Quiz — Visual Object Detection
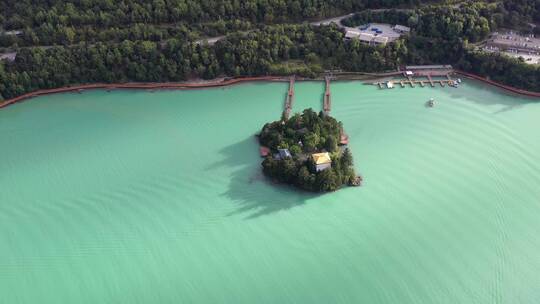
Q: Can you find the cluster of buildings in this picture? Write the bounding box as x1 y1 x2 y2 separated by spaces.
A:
344 23 410 46
484 32 540 65
260 147 332 172
276 149 332 172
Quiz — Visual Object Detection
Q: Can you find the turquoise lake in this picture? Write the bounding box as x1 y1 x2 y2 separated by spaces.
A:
1 80 540 303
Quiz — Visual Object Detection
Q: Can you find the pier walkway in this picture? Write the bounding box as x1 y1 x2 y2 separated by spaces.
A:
406 75 415 88
379 77 451 89
427 75 435 87
375 69 458 90
323 75 332 115
283 76 295 120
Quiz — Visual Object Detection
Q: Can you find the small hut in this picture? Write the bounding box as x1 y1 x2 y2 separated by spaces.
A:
259 146 270 157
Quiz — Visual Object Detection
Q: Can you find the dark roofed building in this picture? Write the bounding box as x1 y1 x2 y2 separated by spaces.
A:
278 149 292 159
274 148 292 160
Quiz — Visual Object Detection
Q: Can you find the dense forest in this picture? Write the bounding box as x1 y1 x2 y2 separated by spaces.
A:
0 0 424 48
259 109 358 192
343 1 539 42
0 0 423 30
0 24 411 100
1 0 539 101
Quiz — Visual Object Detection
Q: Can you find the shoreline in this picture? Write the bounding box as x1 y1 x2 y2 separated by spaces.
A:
0 76 286 109
454 71 540 98
1 72 538 109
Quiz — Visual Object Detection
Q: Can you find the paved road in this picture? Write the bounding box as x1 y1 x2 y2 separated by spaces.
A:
310 7 413 28
193 13 357 46
310 13 354 27
0 10 402 58
0 45 55 62
195 35 226 46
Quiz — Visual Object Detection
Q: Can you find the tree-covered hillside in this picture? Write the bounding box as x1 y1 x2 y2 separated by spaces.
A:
0 0 539 102
0 0 423 29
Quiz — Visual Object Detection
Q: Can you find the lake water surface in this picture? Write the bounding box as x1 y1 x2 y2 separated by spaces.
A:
1 81 540 303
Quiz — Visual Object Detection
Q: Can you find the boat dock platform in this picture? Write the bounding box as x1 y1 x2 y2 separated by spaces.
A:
427 75 435 87
375 73 459 90
374 65 460 90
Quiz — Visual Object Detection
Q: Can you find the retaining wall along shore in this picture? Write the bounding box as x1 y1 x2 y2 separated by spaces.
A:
454 70 540 98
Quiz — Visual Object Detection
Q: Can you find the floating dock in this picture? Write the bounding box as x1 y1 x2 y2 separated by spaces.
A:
375 73 458 90
427 75 435 87
406 75 415 88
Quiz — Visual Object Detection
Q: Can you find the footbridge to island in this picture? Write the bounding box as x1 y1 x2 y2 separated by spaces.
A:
282 76 295 120
282 75 333 119
323 75 332 115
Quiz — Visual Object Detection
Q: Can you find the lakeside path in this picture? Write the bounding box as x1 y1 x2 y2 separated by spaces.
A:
1 72 538 110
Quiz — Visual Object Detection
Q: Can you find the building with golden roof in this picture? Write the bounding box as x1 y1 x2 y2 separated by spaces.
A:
312 152 332 172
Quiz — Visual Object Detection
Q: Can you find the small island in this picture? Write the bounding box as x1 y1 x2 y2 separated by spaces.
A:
258 108 361 192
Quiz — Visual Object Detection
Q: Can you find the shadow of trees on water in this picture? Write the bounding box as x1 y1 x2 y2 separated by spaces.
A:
447 79 538 114
207 136 320 220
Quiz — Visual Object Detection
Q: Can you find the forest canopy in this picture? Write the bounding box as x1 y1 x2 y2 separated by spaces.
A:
0 0 539 101
0 0 423 29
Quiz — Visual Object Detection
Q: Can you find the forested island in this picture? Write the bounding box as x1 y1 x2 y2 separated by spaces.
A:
0 0 539 102
258 109 360 192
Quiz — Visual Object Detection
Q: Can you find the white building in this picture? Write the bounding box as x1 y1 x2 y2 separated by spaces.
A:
372 36 389 45
393 25 411 34
358 32 375 44
344 23 407 46
344 30 360 40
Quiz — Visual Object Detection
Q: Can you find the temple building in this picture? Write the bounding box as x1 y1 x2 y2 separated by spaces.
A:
312 152 332 172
